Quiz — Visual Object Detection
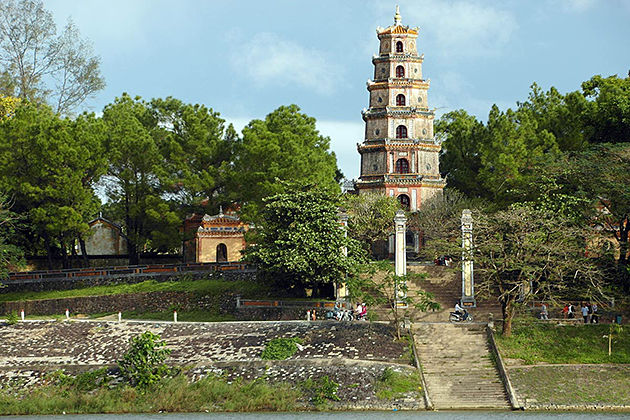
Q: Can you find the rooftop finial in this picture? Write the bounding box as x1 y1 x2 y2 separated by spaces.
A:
394 5 402 26
219 205 224 216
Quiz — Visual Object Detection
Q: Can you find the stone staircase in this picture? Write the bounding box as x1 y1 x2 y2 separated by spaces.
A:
413 323 510 410
369 263 502 323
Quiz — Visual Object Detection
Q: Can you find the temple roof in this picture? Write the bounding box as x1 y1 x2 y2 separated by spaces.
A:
377 6 418 36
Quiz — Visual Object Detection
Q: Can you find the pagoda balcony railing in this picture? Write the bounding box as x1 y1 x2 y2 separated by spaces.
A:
362 106 432 117
385 173 423 181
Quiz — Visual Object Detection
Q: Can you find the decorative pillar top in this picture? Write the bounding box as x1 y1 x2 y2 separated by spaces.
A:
461 209 472 232
394 209 407 224
394 5 402 26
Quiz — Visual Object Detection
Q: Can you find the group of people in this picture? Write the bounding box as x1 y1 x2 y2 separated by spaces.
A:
330 301 368 321
564 302 599 323
540 302 599 323
354 302 368 320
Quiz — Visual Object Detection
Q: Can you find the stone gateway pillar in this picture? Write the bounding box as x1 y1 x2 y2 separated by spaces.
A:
337 212 349 300
394 210 407 306
461 209 476 307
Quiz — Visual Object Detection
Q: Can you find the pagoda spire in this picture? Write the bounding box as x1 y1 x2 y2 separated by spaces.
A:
394 5 402 26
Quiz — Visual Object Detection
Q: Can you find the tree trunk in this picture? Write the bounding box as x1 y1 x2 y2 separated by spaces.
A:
501 297 515 337
44 236 54 270
79 238 89 267
60 240 69 269
128 241 139 265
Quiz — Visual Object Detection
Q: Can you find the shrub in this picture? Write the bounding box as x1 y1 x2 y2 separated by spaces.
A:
302 376 340 405
118 331 171 388
375 367 422 400
5 311 18 325
261 337 302 360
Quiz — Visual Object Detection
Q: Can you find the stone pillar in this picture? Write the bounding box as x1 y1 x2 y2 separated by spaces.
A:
461 209 476 307
394 210 407 306
337 212 349 300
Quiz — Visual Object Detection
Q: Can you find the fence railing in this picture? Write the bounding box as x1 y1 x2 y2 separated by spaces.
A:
5 261 253 285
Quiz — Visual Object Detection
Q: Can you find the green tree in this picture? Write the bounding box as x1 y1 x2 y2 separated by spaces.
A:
0 95 21 121
349 261 439 339
479 105 560 206
118 331 171 389
149 97 237 216
567 144 630 289
243 186 365 296
0 0 105 114
0 103 104 267
436 109 486 197
411 189 479 260
517 82 589 151
101 94 181 264
473 205 602 336
581 74 630 144
343 193 400 256
0 195 24 279
232 105 340 222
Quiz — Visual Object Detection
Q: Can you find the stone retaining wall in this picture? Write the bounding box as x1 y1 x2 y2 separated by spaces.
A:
1 291 334 321
0 290 236 316
1 269 257 293
0 320 422 410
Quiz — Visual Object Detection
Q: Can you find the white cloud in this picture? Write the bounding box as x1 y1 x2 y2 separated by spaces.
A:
371 1 518 58
230 33 340 95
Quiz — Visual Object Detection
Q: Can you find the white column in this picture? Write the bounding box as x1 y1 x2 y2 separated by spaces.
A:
394 210 407 306
461 209 476 307
337 213 349 300
411 189 417 211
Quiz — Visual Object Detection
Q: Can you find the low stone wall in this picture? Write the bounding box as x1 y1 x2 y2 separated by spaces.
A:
1 291 334 321
1 269 257 293
0 290 237 317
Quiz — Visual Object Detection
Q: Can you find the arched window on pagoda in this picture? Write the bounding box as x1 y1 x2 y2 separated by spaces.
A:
396 65 405 78
396 125 407 139
216 243 227 262
398 194 410 209
396 41 403 53
395 158 410 173
396 94 406 106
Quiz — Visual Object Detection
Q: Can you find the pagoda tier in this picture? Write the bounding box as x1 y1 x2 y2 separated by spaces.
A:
356 7 445 211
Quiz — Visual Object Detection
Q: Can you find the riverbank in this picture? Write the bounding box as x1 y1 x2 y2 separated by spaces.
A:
0 320 423 414
495 321 630 411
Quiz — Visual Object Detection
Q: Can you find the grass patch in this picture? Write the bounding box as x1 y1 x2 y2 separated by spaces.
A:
0 372 302 414
375 367 422 400
0 278 269 303
509 365 630 406
495 320 630 364
261 337 303 360
122 309 236 323
301 376 340 406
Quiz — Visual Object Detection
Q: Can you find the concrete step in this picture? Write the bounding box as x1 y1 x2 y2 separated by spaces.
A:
412 321 510 410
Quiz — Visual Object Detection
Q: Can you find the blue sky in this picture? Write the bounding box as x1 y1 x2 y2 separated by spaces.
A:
47 0 630 180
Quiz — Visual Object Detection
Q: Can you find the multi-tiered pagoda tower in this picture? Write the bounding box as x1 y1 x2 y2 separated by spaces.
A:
356 7 445 211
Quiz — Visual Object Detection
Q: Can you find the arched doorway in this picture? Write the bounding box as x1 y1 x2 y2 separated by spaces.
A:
216 243 228 262
398 194 410 210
